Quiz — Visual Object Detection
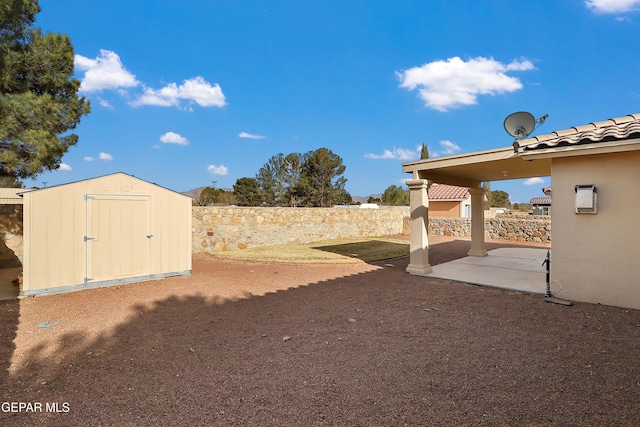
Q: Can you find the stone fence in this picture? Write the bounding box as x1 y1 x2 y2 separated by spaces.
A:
425 215 551 243
193 207 551 254
193 206 409 254
0 204 551 261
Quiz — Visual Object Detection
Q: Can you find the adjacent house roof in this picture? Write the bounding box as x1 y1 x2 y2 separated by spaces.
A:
519 113 640 151
542 187 551 196
0 188 34 203
428 184 470 201
530 197 552 205
0 188 24 200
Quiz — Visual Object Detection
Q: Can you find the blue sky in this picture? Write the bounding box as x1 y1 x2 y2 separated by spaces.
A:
26 0 640 203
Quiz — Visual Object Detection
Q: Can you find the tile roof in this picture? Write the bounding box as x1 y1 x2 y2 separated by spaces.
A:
530 197 551 205
428 184 470 200
520 113 640 151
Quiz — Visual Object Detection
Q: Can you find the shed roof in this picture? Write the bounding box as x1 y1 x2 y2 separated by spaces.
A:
18 172 190 199
428 184 469 201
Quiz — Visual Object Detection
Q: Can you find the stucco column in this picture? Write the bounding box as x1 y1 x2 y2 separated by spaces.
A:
406 179 432 275
468 187 488 257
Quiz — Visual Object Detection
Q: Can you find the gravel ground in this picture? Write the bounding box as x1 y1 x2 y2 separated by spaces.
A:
1 236 639 426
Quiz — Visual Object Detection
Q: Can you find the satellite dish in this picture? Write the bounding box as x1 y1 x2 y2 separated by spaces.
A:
504 111 536 140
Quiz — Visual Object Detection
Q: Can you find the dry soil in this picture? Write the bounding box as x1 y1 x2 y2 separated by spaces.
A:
1 236 639 426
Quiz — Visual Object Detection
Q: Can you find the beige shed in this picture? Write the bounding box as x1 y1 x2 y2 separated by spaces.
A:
20 173 192 296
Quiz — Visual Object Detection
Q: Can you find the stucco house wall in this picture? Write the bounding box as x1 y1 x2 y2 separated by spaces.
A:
551 151 640 309
427 185 471 218
429 201 461 217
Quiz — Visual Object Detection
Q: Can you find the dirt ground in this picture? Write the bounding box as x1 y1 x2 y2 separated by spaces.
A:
1 236 639 426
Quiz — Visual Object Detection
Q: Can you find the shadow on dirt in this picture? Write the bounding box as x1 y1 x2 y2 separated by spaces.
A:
2 239 639 426
313 240 409 262
0 298 19 401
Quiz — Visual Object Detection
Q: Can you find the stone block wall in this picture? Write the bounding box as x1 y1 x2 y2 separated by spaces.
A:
427 214 551 243
486 216 551 243
193 208 551 254
193 206 410 254
0 205 24 263
1 204 551 262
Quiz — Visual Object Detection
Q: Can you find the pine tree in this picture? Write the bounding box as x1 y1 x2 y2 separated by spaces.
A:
298 148 349 207
256 152 306 206
381 185 410 206
0 0 90 186
233 177 262 206
420 143 429 160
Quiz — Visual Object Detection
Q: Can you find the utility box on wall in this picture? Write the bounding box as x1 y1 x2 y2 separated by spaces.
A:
575 185 597 214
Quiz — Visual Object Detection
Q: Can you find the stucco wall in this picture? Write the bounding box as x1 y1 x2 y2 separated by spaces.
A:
429 201 460 217
550 151 640 309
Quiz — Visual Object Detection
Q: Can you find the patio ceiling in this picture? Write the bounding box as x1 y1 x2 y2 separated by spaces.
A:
402 146 551 188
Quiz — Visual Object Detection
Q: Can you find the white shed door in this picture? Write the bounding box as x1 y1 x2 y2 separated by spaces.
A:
85 195 151 283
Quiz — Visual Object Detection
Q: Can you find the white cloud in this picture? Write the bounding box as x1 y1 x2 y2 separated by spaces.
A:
160 132 189 145
364 147 420 160
98 98 114 109
132 76 226 108
208 164 228 175
57 163 72 171
397 56 535 111
586 0 640 13
75 50 139 92
433 140 461 157
85 153 113 161
239 132 266 139
524 177 545 186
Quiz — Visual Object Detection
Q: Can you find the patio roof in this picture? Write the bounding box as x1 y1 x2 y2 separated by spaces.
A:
402 146 551 188
402 113 640 188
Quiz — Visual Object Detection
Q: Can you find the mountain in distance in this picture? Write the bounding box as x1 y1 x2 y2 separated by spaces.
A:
352 194 382 204
182 186 233 199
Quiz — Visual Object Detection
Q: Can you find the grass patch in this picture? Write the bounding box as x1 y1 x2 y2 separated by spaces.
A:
212 237 410 263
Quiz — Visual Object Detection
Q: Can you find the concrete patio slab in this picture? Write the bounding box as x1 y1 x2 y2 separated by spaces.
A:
425 248 549 294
